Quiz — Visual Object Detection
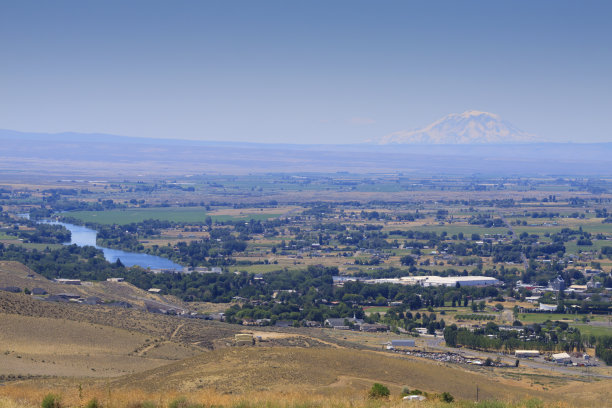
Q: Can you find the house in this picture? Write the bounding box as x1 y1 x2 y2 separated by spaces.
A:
46 293 82 303
324 317 364 330
360 323 389 332
549 276 565 291
106 301 132 308
54 278 81 285
106 277 124 282
148 288 162 293
242 319 257 326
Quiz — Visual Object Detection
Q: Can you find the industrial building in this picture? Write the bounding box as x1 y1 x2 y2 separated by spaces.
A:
364 276 501 287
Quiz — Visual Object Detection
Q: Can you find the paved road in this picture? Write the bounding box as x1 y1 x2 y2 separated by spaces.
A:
421 335 612 379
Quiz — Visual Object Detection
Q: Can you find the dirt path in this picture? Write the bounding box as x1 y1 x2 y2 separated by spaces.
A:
170 323 184 340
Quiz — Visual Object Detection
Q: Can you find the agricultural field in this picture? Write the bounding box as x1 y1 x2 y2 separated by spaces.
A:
64 207 283 225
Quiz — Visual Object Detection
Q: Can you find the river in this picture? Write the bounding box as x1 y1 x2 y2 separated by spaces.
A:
44 221 184 271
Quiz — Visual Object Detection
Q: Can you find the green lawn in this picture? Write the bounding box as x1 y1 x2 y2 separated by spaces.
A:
571 324 612 337
64 207 279 225
364 306 390 313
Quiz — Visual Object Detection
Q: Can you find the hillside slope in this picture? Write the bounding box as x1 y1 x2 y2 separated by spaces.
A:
117 346 546 402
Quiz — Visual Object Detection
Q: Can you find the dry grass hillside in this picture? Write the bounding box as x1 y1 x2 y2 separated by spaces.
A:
0 261 183 310
1 283 612 407
115 347 548 402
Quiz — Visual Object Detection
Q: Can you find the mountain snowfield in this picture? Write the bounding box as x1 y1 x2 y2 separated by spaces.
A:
375 111 538 144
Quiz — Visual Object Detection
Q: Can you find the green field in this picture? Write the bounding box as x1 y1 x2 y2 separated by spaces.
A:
519 313 606 324
388 224 510 236
571 324 612 337
363 306 390 313
230 264 287 274
64 208 279 225
0 230 16 239
564 240 610 254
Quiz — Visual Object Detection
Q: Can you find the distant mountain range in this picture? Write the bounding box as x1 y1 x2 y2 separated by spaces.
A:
373 111 538 145
0 127 611 177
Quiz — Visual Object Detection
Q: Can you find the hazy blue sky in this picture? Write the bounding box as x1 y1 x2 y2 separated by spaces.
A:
1 0 611 144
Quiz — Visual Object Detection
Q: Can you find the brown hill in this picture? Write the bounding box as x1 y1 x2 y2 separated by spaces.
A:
0 261 184 310
116 346 547 402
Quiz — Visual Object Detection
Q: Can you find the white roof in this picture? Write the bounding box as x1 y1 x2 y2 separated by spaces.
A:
552 352 571 359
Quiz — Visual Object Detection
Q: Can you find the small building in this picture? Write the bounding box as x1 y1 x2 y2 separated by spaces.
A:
235 333 254 346
54 278 81 285
539 303 557 312
148 288 162 293
275 320 293 328
391 339 416 348
515 350 540 358
551 352 571 364
360 323 389 332
106 277 125 282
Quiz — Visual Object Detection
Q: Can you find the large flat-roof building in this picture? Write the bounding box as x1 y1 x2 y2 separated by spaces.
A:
363 276 501 287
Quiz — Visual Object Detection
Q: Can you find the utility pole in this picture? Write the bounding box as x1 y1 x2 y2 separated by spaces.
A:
476 385 479 402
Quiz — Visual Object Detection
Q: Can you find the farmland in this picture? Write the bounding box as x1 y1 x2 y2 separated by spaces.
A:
65 207 281 225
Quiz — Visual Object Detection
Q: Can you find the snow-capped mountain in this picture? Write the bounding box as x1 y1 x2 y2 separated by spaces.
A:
376 111 537 144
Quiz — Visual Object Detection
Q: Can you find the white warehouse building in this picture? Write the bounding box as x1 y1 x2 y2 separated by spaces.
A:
365 276 502 287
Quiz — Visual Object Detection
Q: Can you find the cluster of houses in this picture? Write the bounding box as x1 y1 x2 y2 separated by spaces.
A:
518 273 611 311
323 316 389 332
238 316 391 331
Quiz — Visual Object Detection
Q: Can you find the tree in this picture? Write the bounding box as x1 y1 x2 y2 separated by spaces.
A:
400 255 415 266
368 383 390 399
440 392 454 403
